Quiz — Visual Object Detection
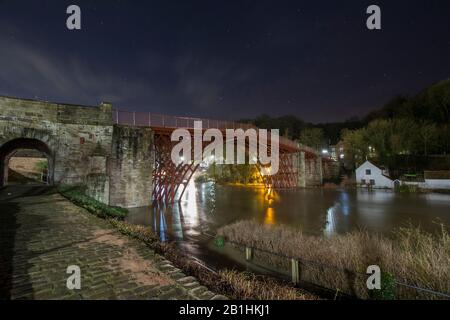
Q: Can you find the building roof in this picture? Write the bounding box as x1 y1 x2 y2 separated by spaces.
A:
357 160 387 171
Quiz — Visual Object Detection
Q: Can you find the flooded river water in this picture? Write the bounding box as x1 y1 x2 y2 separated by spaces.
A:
126 181 450 270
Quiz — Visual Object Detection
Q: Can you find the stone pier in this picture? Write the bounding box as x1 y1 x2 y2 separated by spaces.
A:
109 125 154 208
292 150 324 187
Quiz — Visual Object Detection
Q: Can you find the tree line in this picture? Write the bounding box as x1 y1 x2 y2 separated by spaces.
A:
241 78 450 169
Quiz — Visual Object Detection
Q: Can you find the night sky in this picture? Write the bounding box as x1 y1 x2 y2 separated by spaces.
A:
0 0 449 123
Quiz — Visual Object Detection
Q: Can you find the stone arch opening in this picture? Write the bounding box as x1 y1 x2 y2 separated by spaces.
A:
0 138 54 187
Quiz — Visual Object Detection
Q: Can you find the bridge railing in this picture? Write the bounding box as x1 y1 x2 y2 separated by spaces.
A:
113 109 299 150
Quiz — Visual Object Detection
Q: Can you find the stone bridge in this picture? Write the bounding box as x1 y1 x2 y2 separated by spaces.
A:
0 96 332 208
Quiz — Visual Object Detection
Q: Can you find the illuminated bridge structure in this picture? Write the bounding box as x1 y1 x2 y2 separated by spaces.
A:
113 110 324 204
0 95 330 207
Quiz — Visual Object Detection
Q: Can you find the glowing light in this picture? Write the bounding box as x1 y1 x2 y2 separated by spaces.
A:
325 206 336 236
264 207 275 225
179 179 201 236
322 149 329 154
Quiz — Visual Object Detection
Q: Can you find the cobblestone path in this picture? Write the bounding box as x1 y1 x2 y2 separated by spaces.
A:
0 186 225 300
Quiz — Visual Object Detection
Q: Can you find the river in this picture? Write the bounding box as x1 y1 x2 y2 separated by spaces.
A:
126 181 450 270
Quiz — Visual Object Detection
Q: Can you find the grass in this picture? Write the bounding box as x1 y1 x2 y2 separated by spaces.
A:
218 220 450 299
218 270 315 300
58 185 128 219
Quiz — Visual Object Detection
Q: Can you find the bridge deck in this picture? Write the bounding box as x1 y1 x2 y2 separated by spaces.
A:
113 109 308 154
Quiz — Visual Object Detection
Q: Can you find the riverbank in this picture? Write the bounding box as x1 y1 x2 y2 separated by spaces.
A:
59 186 316 300
0 185 222 300
217 220 450 299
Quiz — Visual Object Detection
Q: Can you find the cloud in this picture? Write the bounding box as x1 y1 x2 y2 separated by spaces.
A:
0 33 255 119
0 34 154 107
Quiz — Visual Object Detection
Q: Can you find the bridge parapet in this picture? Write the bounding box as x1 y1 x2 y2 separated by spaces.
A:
0 96 112 126
113 109 299 151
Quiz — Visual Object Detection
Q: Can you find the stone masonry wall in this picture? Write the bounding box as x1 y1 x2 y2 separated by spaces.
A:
305 157 323 187
292 151 306 187
292 151 325 187
109 125 154 208
0 96 156 207
0 96 113 203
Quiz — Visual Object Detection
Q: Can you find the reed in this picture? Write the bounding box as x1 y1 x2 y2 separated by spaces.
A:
218 220 450 299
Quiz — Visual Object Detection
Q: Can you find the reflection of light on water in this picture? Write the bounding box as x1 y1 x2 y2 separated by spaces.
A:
340 192 350 216
180 179 200 236
325 192 351 236
171 205 184 241
264 207 275 225
325 204 337 236
266 187 272 199
159 208 167 242
425 193 450 203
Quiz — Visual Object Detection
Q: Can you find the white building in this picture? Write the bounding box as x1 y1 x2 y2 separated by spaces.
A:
355 160 394 189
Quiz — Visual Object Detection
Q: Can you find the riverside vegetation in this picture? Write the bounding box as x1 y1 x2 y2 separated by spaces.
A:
58 186 448 299
58 186 315 300
218 220 450 299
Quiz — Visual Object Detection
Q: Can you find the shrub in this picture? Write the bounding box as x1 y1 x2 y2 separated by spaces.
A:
58 185 128 219
395 184 414 193
218 270 315 300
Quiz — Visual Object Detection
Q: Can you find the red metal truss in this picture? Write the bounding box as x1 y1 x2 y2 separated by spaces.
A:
153 133 302 203
152 133 199 204
258 152 298 189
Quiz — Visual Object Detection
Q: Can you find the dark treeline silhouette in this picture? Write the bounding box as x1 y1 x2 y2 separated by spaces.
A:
241 78 450 152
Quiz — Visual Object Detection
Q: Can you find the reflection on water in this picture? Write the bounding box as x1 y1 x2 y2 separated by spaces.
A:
264 207 275 225
126 180 450 266
325 205 336 236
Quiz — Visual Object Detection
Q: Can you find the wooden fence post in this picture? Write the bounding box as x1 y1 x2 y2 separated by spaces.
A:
291 258 300 285
245 247 253 261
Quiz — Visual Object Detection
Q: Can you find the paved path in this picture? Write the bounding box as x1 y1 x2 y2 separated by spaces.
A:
0 186 224 300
